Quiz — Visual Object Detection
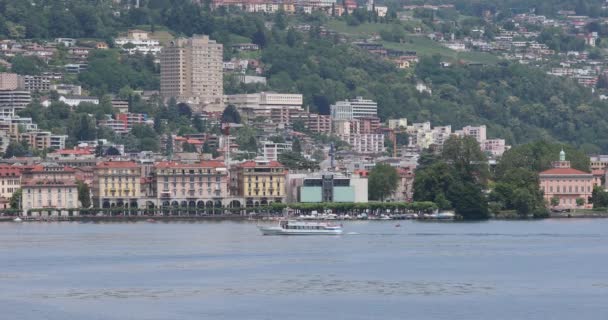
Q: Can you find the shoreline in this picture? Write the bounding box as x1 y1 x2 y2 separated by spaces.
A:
3 213 608 222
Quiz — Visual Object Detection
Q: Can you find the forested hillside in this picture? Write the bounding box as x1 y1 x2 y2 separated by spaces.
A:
2 0 608 151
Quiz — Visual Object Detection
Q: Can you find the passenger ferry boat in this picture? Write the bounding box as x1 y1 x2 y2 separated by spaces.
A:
258 220 343 235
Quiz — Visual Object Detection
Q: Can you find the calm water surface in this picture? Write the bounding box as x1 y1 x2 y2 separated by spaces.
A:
1 219 607 319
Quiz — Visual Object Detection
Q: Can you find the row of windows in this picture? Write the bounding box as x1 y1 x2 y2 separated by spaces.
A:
26 188 74 194
545 185 592 193
165 189 223 197
245 190 282 196
26 200 74 208
0 179 19 185
101 191 136 197
158 169 223 175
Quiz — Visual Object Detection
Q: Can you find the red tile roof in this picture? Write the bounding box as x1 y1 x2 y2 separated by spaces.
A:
238 160 284 168
96 161 138 168
52 148 93 155
0 165 21 176
539 168 592 175
154 161 226 169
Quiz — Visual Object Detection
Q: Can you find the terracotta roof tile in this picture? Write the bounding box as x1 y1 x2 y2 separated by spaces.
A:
539 168 592 175
96 161 138 168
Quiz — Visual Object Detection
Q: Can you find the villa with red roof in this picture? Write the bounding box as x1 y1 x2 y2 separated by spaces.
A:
539 150 594 209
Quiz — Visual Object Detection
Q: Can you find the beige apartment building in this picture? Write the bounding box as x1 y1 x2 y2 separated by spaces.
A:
153 161 230 210
160 35 224 112
21 164 79 215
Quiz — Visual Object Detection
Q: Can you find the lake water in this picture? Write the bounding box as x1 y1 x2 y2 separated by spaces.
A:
1 219 607 319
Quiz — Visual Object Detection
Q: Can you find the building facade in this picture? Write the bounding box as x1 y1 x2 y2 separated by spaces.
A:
153 161 230 210
298 173 368 203
339 133 385 154
0 165 20 209
539 150 594 209
21 164 78 215
160 35 224 112
330 97 378 120
92 161 142 209
232 159 286 206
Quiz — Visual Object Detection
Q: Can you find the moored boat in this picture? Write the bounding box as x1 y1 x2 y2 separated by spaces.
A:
258 220 343 235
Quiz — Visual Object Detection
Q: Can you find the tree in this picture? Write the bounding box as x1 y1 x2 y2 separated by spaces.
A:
292 119 307 132
447 181 489 220
11 55 44 75
193 116 206 132
3 141 29 158
496 142 590 178
576 198 585 207
221 105 241 124
413 161 454 209
165 135 174 157
95 144 104 157
105 146 120 156
442 135 489 184
368 164 399 201
235 126 258 152
550 197 560 207
182 142 197 153
176 103 192 118
77 181 91 208
278 151 318 170
10 188 22 209
274 10 287 30
590 186 608 208
292 138 302 153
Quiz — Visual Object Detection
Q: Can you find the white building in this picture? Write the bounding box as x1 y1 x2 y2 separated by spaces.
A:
330 97 378 120
388 118 408 129
339 134 385 154
484 139 507 157
225 92 303 120
42 95 99 108
455 125 487 144
261 141 292 161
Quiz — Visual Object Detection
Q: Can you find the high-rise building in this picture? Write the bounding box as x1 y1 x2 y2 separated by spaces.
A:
330 97 378 120
160 35 224 112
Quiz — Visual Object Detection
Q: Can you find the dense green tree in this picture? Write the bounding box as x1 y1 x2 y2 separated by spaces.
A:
77 181 91 208
10 188 22 209
221 105 241 124
496 142 589 178
368 164 399 201
3 141 29 158
292 138 302 154
105 146 121 156
278 151 318 170
590 186 608 208
447 181 489 220
182 142 197 153
442 135 489 184
10 55 44 75
235 126 258 152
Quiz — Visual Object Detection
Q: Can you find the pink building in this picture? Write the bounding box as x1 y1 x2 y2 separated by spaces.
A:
539 150 594 209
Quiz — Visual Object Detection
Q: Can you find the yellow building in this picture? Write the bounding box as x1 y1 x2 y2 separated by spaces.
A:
0 165 21 209
232 159 286 207
92 161 141 209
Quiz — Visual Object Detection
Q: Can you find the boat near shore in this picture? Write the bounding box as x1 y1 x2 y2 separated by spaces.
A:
258 220 343 235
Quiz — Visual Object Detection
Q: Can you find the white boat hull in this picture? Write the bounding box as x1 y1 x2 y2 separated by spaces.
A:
258 226 343 236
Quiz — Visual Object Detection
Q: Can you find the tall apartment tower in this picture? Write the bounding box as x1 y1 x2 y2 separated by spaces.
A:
160 35 224 112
